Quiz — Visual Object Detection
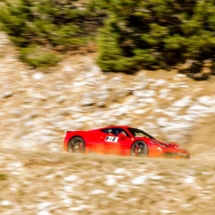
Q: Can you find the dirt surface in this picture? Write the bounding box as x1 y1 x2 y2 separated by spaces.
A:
187 115 215 158
0 75 215 215
1 149 215 215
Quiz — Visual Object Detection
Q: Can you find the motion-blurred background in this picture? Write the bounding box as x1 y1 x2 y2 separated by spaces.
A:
0 0 215 214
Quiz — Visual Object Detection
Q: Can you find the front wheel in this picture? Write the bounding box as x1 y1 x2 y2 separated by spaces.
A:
130 141 148 157
68 137 86 153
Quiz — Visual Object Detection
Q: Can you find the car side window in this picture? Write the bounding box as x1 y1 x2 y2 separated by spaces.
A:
113 128 129 137
101 128 129 137
101 128 114 135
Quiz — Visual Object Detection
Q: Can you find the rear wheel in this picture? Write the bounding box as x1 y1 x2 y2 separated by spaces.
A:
68 137 85 153
130 141 148 157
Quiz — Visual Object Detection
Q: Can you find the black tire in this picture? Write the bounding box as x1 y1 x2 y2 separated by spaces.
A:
130 141 148 157
68 137 86 153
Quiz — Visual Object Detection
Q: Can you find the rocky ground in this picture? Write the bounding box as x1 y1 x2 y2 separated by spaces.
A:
0 31 215 214
1 150 215 215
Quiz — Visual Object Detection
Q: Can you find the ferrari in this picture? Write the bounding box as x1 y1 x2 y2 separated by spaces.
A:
63 126 190 159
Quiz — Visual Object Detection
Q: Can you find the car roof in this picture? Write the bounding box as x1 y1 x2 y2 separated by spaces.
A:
89 125 131 131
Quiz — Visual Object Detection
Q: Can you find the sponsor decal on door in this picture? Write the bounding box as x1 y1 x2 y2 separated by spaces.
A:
105 136 119 143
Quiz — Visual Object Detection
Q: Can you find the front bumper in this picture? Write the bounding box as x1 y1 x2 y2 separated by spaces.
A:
161 151 190 159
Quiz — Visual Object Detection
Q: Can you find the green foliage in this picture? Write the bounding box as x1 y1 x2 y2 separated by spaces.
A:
19 45 60 68
1 0 215 72
0 0 105 67
96 16 136 72
96 0 215 72
0 0 95 47
0 174 7 180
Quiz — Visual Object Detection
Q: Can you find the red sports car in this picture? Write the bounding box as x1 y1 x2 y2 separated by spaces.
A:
63 126 190 159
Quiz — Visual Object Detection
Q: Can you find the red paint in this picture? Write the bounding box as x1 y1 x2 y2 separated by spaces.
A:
63 126 190 159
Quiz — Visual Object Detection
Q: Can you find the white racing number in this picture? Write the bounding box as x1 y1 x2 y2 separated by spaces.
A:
105 136 119 143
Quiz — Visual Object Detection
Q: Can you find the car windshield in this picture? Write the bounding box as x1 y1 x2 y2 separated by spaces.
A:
127 127 155 139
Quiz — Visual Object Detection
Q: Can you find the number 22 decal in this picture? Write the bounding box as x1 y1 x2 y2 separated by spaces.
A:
105 136 119 143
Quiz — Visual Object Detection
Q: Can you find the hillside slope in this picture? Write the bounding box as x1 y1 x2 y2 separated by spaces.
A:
0 32 215 154
0 31 215 214
1 150 215 215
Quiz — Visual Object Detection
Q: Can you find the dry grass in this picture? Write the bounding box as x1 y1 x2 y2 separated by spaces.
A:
1 148 215 215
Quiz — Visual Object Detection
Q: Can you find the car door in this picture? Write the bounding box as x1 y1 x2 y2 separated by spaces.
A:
100 128 130 155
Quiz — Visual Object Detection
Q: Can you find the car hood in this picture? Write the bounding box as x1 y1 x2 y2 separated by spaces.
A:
133 137 188 151
154 139 176 147
151 139 188 152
